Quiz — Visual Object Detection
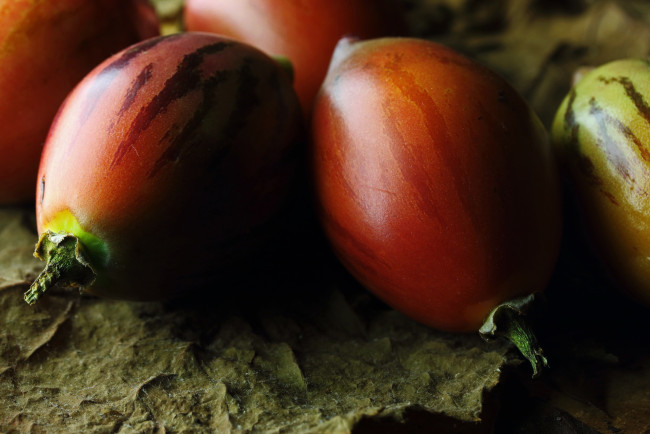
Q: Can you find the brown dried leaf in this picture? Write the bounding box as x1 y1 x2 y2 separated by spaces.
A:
0 207 512 432
0 208 42 289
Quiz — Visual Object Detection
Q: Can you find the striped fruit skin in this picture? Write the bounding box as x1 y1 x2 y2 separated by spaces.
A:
183 0 405 117
0 0 159 205
36 32 303 301
312 38 562 332
552 59 650 307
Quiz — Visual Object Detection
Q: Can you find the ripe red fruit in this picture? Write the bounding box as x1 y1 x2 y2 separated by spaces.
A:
312 37 562 375
0 0 159 204
26 32 303 303
183 0 405 116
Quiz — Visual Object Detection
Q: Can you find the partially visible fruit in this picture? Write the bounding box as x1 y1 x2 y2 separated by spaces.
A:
0 0 159 204
552 58 650 307
183 0 405 115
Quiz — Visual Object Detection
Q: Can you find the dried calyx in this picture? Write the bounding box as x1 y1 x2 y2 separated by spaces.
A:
479 293 548 378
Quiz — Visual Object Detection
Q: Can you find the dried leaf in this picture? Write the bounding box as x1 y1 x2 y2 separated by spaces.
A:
0 208 42 289
0 207 512 432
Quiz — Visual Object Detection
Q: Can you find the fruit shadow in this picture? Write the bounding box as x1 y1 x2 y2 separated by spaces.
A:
154 192 387 348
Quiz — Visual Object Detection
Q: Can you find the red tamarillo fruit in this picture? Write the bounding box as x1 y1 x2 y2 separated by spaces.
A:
25 32 303 303
0 0 159 204
183 0 405 116
311 37 562 376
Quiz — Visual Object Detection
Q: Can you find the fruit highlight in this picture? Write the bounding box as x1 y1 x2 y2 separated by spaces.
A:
0 0 159 204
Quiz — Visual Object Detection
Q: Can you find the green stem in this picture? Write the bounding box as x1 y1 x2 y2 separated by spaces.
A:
24 231 96 305
479 294 548 378
25 261 62 305
273 56 294 84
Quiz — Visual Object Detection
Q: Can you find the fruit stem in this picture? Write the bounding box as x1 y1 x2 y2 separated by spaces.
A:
273 56 294 84
24 231 96 305
479 294 548 378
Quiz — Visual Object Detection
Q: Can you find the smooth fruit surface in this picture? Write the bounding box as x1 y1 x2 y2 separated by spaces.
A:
552 58 650 307
183 0 404 116
34 32 303 301
0 0 159 204
312 37 562 332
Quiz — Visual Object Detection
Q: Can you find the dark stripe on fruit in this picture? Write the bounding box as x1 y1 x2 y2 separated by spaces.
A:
39 176 45 206
254 64 301 181
117 63 154 118
151 57 267 181
105 35 176 74
563 89 579 145
576 155 602 187
148 70 231 177
589 98 647 196
77 36 172 133
596 75 650 162
206 59 261 172
600 189 619 206
202 58 291 217
562 90 604 186
599 75 650 130
589 97 632 184
110 41 233 169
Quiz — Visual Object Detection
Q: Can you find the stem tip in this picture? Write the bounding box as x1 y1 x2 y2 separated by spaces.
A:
24 231 96 305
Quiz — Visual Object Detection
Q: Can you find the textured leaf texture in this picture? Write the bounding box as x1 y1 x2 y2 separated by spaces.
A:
0 207 511 432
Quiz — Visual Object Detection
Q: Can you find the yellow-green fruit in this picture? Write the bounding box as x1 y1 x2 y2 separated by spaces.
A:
552 58 650 306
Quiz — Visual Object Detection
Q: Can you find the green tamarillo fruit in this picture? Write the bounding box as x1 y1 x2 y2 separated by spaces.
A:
25 32 303 304
552 58 650 307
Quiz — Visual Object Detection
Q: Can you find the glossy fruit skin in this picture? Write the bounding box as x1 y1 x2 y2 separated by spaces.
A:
183 0 405 116
0 0 159 205
552 59 650 307
312 38 562 332
36 32 303 301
